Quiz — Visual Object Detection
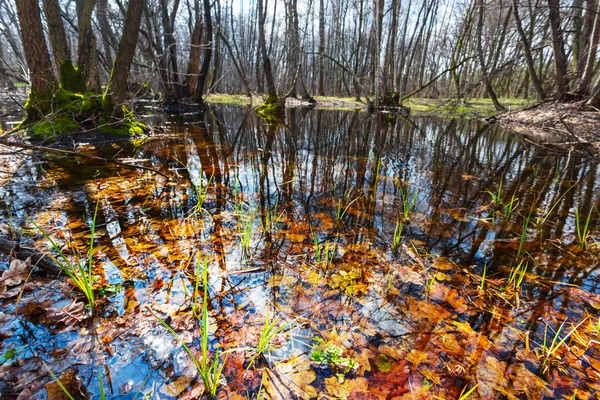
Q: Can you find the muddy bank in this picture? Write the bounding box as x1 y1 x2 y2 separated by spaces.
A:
497 101 600 155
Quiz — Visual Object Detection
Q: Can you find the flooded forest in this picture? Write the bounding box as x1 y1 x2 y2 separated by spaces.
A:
1 0 600 399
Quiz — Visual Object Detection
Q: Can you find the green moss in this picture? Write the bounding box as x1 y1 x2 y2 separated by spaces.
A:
59 62 87 93
30 116 80 137
256 94 283 123
19 87 148 139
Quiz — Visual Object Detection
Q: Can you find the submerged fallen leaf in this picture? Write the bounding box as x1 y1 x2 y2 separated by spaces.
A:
159 375 192 397
263 354 317 399
325 376 369 398
45 369 89 400
40 301 84 327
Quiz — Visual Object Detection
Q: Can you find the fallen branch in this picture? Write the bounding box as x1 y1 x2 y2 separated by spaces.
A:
0 237 62 276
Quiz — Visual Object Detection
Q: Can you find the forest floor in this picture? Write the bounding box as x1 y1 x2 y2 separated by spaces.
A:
205 93 534 117
497 101 600 154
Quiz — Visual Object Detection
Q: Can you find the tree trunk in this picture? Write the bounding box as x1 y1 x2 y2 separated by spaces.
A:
578 0 597 77
318 0 325 95
373 0 383 107
571 0 584 78
219 29 252 96
16 0 57 120
104 0 144 117
587 75 600 106
547 0 570 97
160 0 181 99
96 0 115 70
194 0 213 107
185 0 202 97
512 0 546 100
258 0 277 101
77 0 100 91
285 0 300 98
476 0 505 111
42 0 71 74
210 0 222 92
578 0 600 94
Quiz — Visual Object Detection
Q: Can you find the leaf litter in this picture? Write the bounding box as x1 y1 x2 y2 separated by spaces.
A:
0 109 599 399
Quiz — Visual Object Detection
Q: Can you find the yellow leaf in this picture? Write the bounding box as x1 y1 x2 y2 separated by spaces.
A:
406 349 427 366
324 376 369 397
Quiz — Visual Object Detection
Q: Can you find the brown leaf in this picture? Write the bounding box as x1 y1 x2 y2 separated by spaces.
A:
41 301 84 327
45 369 89 400
0 258 30 295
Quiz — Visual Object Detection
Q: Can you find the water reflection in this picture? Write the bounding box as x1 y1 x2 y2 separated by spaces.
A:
0 106 599 398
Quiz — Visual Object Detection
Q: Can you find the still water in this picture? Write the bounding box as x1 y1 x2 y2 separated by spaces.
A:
0 106 598 399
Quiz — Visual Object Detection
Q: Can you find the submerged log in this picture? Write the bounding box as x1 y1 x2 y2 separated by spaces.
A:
0 237 62 276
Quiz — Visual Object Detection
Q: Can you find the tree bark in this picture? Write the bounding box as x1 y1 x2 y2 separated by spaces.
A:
547 0 570 97
185 0 202 96
16 0 57 114
318 0 325 95
194 0 213 107
104 0 144 117
42 0 71 74
578 0 600 94
96 0 115 69
476 0 505 111
512 0 546 100
258 0 277 100
160 0 181 99
77 0 100 91
588 77 600 107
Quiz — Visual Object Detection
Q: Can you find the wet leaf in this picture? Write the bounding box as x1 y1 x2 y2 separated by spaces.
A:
159 376 192 397
264 354 317 399
0 258 30 295
45 369 89 400
40 301 84 328
376 354 392 372
324 376 369 398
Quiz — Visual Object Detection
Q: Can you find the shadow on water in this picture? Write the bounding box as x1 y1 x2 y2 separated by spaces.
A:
0 105 599 398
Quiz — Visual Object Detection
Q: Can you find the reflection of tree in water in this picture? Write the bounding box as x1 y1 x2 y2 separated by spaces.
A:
6 107 600 397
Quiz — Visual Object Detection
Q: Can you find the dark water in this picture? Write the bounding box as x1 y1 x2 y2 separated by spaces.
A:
0 106 598 399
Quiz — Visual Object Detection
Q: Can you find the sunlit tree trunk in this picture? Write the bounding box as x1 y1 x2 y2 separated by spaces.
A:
578 0 600 94
512 0 546 100
476 0 505 111
104 0 144 117
547 0 570 97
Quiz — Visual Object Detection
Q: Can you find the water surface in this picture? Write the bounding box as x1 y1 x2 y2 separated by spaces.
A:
0 106 599 399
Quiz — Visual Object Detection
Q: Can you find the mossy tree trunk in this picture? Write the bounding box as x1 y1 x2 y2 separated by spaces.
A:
194 0 213 108
16 0 58 121
104 0 144 118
